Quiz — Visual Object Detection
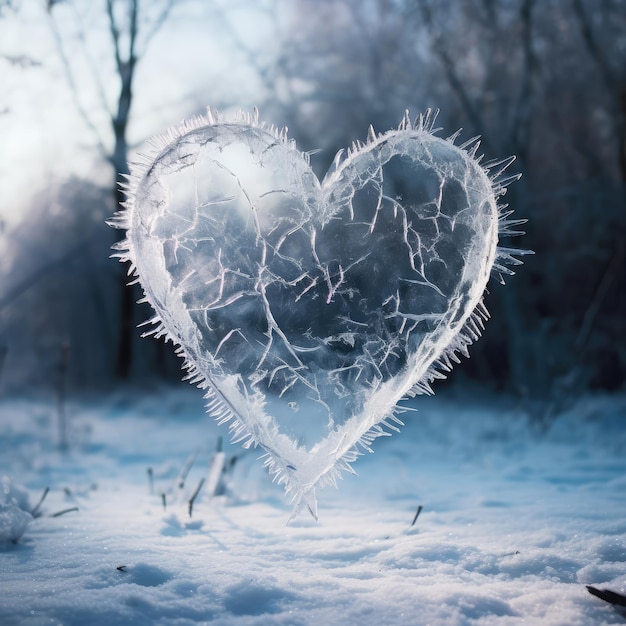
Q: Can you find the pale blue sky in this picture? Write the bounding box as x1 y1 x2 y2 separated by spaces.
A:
0 0 282 229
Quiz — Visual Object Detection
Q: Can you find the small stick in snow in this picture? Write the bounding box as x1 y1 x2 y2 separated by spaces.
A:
587 585 626 608
147 467 154 495
206 451 226 498
31 487 50 518
410 505 423 527
0 345 7 389
117 565 127 572
161 493 167 510
188 477 205 518
178 452 197 489
50 506 79 518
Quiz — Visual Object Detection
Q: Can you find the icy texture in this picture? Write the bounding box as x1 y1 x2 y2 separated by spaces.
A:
1 477 33 543
115 109 526 519
0 504 32 544
1 475 31 512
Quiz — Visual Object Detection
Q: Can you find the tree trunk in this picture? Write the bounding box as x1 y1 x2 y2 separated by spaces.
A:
112 56 135 379
113 168 134 379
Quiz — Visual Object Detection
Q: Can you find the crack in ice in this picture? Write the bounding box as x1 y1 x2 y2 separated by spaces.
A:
119 110 526 518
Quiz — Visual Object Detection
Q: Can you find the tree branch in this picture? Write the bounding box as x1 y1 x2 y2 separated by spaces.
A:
106 0 123 75
128 0 138 63
48 10 108 158
417 0 491 150
505 0 536 163
68 1 113 118
140 0 176 54
571 0 617 94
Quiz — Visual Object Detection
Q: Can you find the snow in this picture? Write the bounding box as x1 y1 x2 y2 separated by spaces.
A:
1 387 625 625
0 504 32 544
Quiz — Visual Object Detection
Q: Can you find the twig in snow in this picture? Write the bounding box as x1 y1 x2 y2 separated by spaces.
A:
206 450 226 498
50 506 79 518
147 467 154 495
31 487 50 518
0 345 7 391
410 505 423 527
587 585 626 608
177 452 197 489
117 565 127 572
161 493 167 510
188 478 205 518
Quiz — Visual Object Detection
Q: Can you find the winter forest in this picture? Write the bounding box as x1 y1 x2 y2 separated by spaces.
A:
1 0 624 401
1 1 625 625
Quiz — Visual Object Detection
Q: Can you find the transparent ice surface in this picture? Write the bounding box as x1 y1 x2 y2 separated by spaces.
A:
126 115 500 519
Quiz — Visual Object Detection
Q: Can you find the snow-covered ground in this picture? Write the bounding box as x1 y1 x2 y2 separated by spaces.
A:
1 386 625 625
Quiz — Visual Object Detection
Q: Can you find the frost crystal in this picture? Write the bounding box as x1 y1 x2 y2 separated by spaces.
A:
0 504 32 544
111 108 529 521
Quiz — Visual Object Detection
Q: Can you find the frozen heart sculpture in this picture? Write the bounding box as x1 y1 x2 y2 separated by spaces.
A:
111 108 529 520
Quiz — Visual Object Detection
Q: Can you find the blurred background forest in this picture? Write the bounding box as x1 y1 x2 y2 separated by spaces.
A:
0 0 624 417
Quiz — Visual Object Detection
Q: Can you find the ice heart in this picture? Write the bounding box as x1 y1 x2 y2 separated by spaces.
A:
112 108 527 520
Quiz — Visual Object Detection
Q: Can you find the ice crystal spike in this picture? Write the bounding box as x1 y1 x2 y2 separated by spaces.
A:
111 107 529 522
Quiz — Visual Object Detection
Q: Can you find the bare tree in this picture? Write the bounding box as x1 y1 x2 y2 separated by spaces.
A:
49 0 177 378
